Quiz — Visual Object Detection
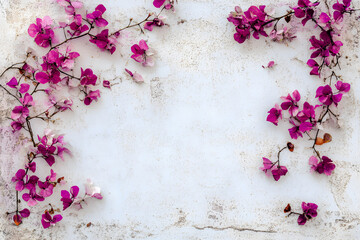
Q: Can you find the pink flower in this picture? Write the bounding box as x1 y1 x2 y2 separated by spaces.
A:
35 70 62 85
315 85 342 106
80 68 97 86
103 80 111 89
11 106 29 122
28 16 55 48
57 0 83 16
84 90 101 105
153 0 175 10
309 155 336 175
86 4 108 27
12 169 27 191
38 181 54 198
298 202 318 225
228 5 270 44
266 104 282 126
307 59 320 76
22 188 45 206
288 119 313 139
125 69 144 83
84 179 103 199
89 29 118 54
11 121 23 132
68 14 89 36
61 186 79 210
297 102 316 123
335 81 350 93
269 27 296 42
41 211 62 229
144 16 166 31
260 157 276 177
292 0 319 26
6 77 30 93
58 98 73 112
271 166 288 181
281 90 301 116
333 0 352 21
260 158 288 181
131 40 155 67
13 208 30 226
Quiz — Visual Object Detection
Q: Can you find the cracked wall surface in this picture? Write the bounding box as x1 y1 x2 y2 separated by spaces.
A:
0 0 360 239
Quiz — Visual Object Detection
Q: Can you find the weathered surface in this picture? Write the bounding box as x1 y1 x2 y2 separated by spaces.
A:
0 0 360 239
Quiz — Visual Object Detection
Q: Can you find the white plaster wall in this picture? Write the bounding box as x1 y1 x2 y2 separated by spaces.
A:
0 0 360 239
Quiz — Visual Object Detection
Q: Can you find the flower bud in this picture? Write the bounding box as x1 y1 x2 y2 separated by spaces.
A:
323 133 332 143
284 203 291 213
287 142 294 152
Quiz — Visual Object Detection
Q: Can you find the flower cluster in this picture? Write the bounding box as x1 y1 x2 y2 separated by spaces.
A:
227 6 271 44
260 143 293 181
228 0 355 76
284 202 318 225
3 0 177 229
265 81 350 176
229 1 356 225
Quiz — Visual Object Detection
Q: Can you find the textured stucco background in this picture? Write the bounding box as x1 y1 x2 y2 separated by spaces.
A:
0 0 360 239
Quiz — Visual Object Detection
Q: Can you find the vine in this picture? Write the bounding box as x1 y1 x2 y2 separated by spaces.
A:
228 0 357 225
2 0 176 228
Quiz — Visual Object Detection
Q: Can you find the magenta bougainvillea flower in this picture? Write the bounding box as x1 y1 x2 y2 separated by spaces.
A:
307 59 320 76
86 4 108 27
271 166 288 181
309 155 336 175
84 90 101 105
84 179 103 199
6 77 30 94
296 102 316 123
12 169 27 191
89 29 118 54
125 68 144 83
36 132 69 166
131 40 155 67
288 119 313 139
309 32 343 66
28 16 56 48
22 188 45 206
333 0 352 21
41 211 63 229
144 16 166 31
266 104 282 126
11 106 29 123
38 181 54 198
335 80 350 93
68 14 89 36
260 157 288 181
80 68 97 86
227 5 270 43
281 90 301 116
103 80 111 89
61 186 79 210
269 27 296 42
292 0 320 26
315 85 342 106
56 0 83 16
260 157 275 177
153 0 175 10
35 69 62 85
13 208 30 226
298 202 318 225
25 161 36 173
